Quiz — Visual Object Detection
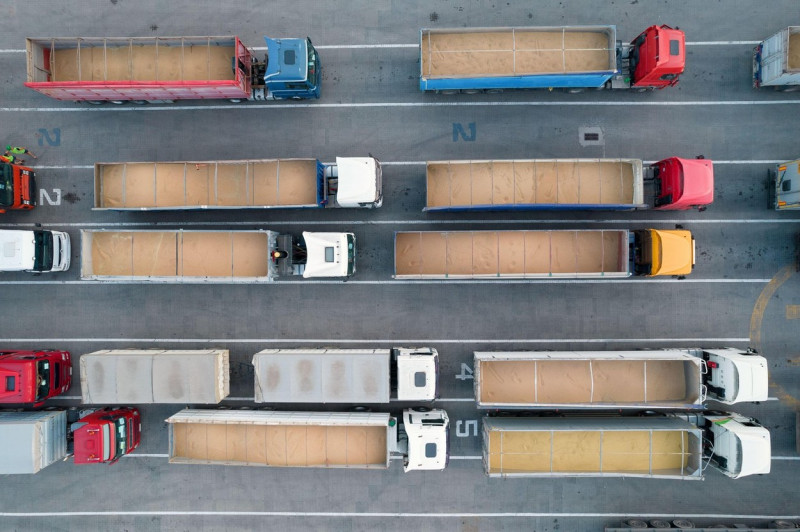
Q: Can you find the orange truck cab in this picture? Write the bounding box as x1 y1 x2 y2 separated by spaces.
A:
72 407 141 465
0 350 71 407
629 25 686 89
0 162 36 213
651 157 714 210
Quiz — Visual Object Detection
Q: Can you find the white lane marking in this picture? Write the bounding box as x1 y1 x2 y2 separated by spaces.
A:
0 279 774 285
50 395 780 402
120 453 798 461
0 337 752 343
2 511 798 519
773 457 800 460
123 454 168 458
4 100 800 112
688 41 760 46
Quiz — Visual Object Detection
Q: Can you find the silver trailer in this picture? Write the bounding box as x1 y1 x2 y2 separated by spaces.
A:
754 26 800 89
0 410 68 474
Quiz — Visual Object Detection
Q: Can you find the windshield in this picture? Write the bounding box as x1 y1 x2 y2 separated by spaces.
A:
32 231 54 272
113 416 128 460
307 39 319 88
0 164 13 207
35 360 50 400
346 234 356 276
102 423 112 461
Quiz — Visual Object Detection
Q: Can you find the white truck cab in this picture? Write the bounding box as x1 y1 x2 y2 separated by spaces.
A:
701 348 769 404
0 229 70 273
393 348 439 401
397 408 450 472
300 231 355 278
702 412 772 479
329 157 383 208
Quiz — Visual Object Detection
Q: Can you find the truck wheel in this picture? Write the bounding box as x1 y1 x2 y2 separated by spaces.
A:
229 98 243 103
440 90 458 95
486 89 503 94
672 519 694 528
566 88 584 94
622 519 648 528
129 100 148 105
648 520 671 528
769 521 799 529
462 89 481 95
412 407 432 413
86 100 105 105
109 100 126 105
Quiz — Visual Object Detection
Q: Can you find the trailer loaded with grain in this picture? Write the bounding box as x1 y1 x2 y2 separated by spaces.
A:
474 348 768 410
25 35 320 102
167 408 450 472
420 24 685 92
80 229 355 281
93 157 382 210
394 229 695 279
753 26 800 90
482 412 771 479
424 157 713 212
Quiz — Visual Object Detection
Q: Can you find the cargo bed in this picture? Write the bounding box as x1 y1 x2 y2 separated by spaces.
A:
167 410 391 468
394 230 629 279
80 229 276 282
425 159 643 211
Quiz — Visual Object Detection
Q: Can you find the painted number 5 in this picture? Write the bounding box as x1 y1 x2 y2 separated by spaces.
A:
456 419 478 438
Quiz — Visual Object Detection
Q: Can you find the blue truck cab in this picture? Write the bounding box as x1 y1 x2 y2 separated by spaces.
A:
262 37 321 99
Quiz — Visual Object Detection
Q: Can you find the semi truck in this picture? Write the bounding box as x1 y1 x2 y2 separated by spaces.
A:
0 162 36 213
0 407 141 474
93 157 382 210
473 348 769 410
394 228 695 279
80 349 229 404
0 229 71 273
753 26 800 90
166 408 450 472
771 158 800 210
252 348 439 404
424 157 713 212
0 350 71 407
25 35 320 103
419 24 684 92
80 229 355 281
482 412 771 480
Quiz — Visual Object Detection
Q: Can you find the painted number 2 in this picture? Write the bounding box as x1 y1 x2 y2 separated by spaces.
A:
455 363 473 381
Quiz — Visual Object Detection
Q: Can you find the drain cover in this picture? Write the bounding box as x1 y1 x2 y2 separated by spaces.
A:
579 126 604 147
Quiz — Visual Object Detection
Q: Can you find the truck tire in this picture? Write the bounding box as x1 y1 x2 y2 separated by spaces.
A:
129 100 148 105
86 101 105 105
672 519 694 528
412 407 432 413
622 519 648 528
109 100 126 105
769 521 799 529
648 520 671 528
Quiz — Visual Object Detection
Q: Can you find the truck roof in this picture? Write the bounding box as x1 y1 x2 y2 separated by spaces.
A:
704 348 769 402
264 37 308 83
301 232 351 278
253 348 391 403
0 229 35 271
650 229 695 276
668 157 714 209
335 157 381 206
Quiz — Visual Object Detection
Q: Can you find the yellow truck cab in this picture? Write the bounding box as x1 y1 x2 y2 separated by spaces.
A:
634 229 695 277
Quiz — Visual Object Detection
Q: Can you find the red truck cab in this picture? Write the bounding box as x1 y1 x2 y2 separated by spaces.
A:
72 407 141 464
653 157 715 210
630 25 685 89
0 350 71 406
0 162 36 213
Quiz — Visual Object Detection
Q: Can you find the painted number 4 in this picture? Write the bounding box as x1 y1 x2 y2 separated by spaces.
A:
455 363 473 381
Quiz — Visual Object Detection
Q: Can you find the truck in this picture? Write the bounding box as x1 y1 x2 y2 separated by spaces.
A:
80 229 355 282
482 412 771 480
80 349 229 404
473 348 769 410
166 408 450 472
25 35 320 103
424 157 713 212
770 158 800 210
0 407 141 474
394 228 695 279
92 157 382 210
252 348 439 404
0 229 71 273
0 162 36 213
0 350 72 407
753 26 800 90
419 24 684 93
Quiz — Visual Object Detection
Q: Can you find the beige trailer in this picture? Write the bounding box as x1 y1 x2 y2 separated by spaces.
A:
425 159 644 211
94 159 319 210
474 351 705 409
482 416 703 479
80 229 276 282
420 27 614 79
394 229 629 279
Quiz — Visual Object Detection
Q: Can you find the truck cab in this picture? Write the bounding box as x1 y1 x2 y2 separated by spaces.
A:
72 407 141 465
632 229 695 276
259 37 320 100
399 408 450 472
0 229 71 272
393 348 439 401
0 350 71 406
628 25 685 89
652 157 714 210
773 159 800 210
327 157 383 208
701 348 769 404
297 232 356 278
699 412 771 479
0 162 36 213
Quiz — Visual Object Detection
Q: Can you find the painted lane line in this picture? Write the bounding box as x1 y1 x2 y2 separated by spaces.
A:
0 337 752 343
2 511 798 519
49 395 780 401
120 453 797 461
0 279 774 286
5 100 800 113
